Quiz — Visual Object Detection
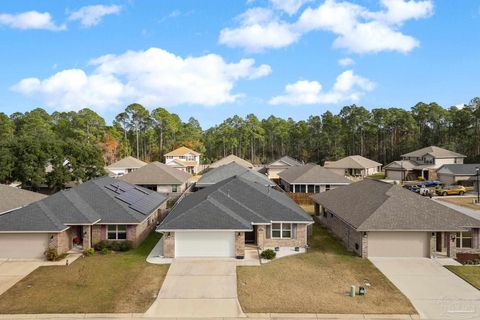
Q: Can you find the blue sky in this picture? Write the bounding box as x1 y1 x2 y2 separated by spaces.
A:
0 0 479 128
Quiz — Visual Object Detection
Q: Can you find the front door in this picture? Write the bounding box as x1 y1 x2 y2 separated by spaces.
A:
436 232 443 252
245 230 256 244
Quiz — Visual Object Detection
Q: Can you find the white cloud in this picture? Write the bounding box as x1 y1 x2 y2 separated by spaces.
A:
269 0 312 15
68 4 122 27
0 11 66 31
219 8 300 52
221 0 433 54
269 70 375 105
338 57 355 66
12 47 272 110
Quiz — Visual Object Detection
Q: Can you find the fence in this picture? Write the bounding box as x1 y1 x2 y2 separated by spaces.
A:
287 192 315 206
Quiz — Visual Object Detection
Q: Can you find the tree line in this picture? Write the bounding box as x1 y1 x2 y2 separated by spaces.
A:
0 98 479 190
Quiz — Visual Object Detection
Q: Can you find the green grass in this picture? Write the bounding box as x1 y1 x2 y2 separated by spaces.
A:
368 172 386 180
446 266 480 289
0 232 169 314
237 224 416 314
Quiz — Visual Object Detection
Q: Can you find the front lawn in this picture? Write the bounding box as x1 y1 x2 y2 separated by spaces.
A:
0 232 168 314
437 197 480 211
237 224 416 314
446 266 480 289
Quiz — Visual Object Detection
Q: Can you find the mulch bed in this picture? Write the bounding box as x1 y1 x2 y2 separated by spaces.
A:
456 253 480 265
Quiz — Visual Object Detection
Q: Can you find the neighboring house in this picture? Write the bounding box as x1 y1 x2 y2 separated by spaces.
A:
0 184 46 214
119 161 192 194
165 146 201 174
196 162 275 189
0 177 167 259
311 179 480 258
324 155 382 178
384 146 466 181
157 176 313 258
265 156 303 181
106 156 147 177
208 154 253 170
278 163 351 193
437 164 480 187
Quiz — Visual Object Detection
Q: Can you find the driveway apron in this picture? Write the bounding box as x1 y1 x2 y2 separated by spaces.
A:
145 258 245 318
0 260 42 296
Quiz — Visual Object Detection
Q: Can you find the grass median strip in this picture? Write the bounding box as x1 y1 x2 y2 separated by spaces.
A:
446 266 480 289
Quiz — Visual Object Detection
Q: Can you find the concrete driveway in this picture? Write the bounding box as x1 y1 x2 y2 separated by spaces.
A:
145 259 245 318
0 260 42 296
371 257 480 319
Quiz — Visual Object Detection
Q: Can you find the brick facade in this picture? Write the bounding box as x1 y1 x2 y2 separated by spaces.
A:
256 224 308 249
235 232 245 258
163 232 175 258
49 231 69 255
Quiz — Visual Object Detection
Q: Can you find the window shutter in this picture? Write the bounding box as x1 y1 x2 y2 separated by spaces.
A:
292 224 297 239
266 225 271 239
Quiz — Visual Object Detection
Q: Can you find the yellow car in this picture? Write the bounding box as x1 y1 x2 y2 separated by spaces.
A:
435 185 467 196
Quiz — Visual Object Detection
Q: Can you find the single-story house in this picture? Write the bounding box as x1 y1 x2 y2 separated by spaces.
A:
196 162 275 189
165 146 201 174
324 155 382 178
0 184 46 214
265 156 303 181
106 156 147 177
437 164 480 187
208 154 253 170
311 179 480 258
157 176 313 258
0 177 167 259
278 163 351 193
384 146 466 181
119 161 192 194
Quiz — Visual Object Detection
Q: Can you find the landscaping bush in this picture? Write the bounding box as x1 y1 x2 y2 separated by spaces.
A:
260 249 276 260
101 248 109 255
85 248 95 256
94 240 133 252
44 248 59 261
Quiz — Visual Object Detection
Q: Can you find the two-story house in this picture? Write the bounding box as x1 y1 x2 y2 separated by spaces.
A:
164 146 201 174
384 146 466 181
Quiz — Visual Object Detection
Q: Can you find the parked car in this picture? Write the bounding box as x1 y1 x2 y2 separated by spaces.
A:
435 185 467 196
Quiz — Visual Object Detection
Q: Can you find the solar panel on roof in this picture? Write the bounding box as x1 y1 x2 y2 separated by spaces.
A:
105 184 121 193
134 186 150 195
115 189 145 204
130 196 162 215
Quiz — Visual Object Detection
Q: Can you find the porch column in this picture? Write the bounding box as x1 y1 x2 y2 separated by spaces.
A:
446 232 457 258
472 228 480 249
429 232 436 258
82 226 91 249
235 232 245 259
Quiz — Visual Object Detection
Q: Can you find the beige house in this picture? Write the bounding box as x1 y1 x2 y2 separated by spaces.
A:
158 176 313 258
436 164 480 186
105 156 147 177
324 155 382 178
0 178 167 259
208 154 253 170
311 179 480 258
265 156 303 181
120 161 192 194
165 146 201 174
384 146 466 181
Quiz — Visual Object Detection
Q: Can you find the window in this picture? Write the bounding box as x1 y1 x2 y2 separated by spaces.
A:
271 223 292 239
325 184 331 191
171 185 178 193
307 185 315 193
314 185 320 193
456 231 472 248
107 225 127 240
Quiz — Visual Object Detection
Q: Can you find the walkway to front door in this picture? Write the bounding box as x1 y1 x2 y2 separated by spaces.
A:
145 259 245 318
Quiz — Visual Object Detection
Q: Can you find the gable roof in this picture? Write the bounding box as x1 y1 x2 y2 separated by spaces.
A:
437 164 480 176
267 156 303 168
106 156 147 169
157 176 312 231
401 146 466 159
311 179 480 232
196 162 275 188
325 155 382 170
0 177 167 233
166 159 198 168
165 146 201 157
209 154 253 169
119 161 192 185
0 185 47 214
278 163 351 184
384 160 417 171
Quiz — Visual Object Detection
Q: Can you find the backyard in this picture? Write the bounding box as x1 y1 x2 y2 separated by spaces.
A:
237 224 416 314
446 266 480 290
0 232 168 314
438 197 480 211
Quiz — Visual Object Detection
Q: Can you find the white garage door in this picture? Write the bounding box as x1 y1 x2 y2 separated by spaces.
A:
175 231 235 257
368 232 430 257
0 233 49 259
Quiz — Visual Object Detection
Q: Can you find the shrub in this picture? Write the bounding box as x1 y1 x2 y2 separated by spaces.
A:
101 248 109 255
85 248 95 256
94 240 133 252
45 248 59 261
260 249 276 260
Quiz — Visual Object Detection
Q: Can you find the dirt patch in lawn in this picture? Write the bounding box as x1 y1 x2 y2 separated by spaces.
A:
237 224 416 314
438 197 480 210
446 266 480 290
0 232 168 314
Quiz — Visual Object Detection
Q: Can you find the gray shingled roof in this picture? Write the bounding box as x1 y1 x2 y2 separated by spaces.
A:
106 156 147 169
402 146 466 158
325 155 382 169
437 164 480 176
0 177 167 232
279 163 351 184
267 156 303 168
311 179 480 232
208 154 253 169
0 185 47 214
196 162 275 188
119 161 192 185
384 160 417 170
158 176 312 231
